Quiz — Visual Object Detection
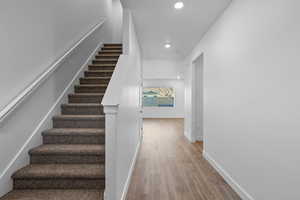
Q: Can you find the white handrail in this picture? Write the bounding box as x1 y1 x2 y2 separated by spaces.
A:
0 19 106 124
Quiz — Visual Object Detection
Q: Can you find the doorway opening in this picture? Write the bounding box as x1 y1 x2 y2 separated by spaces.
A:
191 53 204 142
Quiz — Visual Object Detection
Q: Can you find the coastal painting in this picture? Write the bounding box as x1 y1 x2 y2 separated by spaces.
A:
143 88 175 107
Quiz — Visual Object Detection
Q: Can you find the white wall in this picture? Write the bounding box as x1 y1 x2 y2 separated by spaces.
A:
185 0 300 199
143 59 184 79
143 59 185 118
111 0 123 43
0 0 113 112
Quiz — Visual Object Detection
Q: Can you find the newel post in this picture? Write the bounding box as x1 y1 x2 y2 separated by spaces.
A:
103 104 119 200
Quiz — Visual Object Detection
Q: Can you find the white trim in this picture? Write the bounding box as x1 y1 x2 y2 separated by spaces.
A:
184 131 195 143
203 151 255 200
0 42 103 186
0 19 106 124
103 105 120 113
120 136 142 200
143 78 185 81
103 104 119 200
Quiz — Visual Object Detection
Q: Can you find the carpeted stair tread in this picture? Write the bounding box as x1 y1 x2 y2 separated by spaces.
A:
62 103 102 105
89 63 116 67
76 84 108 87
53 115 105 121
104 43 122 46
0 43 123 198
68 93 104 104
62 103 102 107
69 93 105 98
42 128 105 145
61 103 103 115
93 58 118 62
86 70 114 73
29 144 105 155
52 115 105 129
12 164 104 179
42 128 104 136
99 50 122 54
84 70 114 77
0 190 103 200
75 84 108 89
81 77 111 80
69 93 105 96
80 78 111 84
75 85 107 94
96 54 120 57
102 46 122 50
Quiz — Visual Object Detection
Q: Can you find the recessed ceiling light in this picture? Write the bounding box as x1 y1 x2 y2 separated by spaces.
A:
164 43 171 49
174 1 184 10
177 75 181 80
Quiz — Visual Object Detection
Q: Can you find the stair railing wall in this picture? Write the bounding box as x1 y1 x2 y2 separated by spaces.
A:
102 10 143 200
0 19 109 197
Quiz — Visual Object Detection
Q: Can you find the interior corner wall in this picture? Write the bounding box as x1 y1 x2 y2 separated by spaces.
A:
185 0 300 199
142 59 185 118
111 0 123 43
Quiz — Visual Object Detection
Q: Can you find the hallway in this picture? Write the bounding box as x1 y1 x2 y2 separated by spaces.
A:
126 119 241 200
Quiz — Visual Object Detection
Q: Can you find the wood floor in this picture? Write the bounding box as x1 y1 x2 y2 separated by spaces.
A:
126 118 241 200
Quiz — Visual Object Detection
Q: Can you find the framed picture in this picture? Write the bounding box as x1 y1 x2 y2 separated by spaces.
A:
143 87 175 107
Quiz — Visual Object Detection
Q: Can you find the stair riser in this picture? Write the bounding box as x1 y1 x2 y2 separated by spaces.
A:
85 71 113 77
92 60 118 65
53 119 105 128
88 66 115 71
95 55 119 59
30 155 104 164
43 135 105 144
75 87 106 94
61 106 104 115
80 78 111 84
68 95 103 104
99 51 122 54
101 47 122 51
103 44 122 47
14 179 104 189
95 53 120 59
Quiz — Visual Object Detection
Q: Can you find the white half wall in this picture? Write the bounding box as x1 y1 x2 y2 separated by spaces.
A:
185 0 300 199
102 9 143 200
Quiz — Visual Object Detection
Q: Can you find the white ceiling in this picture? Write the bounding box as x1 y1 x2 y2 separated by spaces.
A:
121 0 232 60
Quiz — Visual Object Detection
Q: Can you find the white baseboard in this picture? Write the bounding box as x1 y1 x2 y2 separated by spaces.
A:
0 42 103 197
184 131 194 143
203 151 254 200
120 136 142 200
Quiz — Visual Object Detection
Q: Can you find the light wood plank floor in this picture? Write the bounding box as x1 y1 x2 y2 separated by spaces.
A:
126 118 241 200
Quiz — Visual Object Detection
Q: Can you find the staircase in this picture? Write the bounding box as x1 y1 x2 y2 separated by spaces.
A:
0 44 123 200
